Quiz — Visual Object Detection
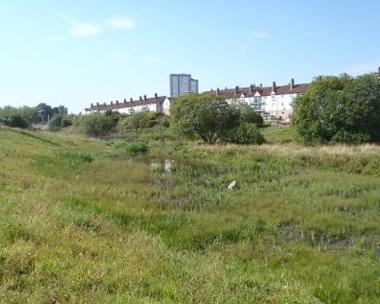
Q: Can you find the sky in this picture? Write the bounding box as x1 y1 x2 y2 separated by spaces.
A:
0 0 380 113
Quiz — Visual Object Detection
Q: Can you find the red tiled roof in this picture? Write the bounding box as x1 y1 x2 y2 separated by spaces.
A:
86 96 167 112
204 83 310 98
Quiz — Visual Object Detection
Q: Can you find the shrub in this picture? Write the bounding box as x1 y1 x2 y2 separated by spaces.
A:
171 94 264 144
0 107 29 128
225 123 265 145
239 104 264 128
171 94 240 144
112 141 149 155
119 112 164 132
126 142 149 154
79 113 117 136
48 114 73 131
293 73 380 144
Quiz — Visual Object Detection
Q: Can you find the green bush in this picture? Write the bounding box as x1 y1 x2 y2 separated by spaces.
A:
78 113 117 136
171 94 264 144
170 94 240 144
112 141 149 155
239 104 264 128
293 73 380 144
48 114 73 131
0 106 31 128
225 123 265 144
119 112 164 132
126 142 149 154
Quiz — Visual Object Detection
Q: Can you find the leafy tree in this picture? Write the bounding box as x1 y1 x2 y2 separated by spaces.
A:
0 106 30 128
293 73 380 144
171 94 264 144
48 114 73 131
171 94 240 144
239 104 264 127
119 112 163 131
79 113 117 136
224 123 265 144
36 103 67 123
36 103 54 123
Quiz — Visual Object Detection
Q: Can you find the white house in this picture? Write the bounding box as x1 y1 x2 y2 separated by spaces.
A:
204 79 310 118
85 94 171 116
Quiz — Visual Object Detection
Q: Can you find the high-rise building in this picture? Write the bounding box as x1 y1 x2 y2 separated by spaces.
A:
170 74 199 97
191 79 199 94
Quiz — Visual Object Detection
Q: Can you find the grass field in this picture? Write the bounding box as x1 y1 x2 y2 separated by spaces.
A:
1 125 380 303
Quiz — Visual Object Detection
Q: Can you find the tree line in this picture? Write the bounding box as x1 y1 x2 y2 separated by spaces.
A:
0 103 69 129
1 72 379 145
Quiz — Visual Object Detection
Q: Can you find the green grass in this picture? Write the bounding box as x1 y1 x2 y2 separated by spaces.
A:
1 125 380 303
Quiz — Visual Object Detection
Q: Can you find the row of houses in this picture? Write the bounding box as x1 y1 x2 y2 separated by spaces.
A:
204 79 310 118
85 79 310 118
85 94 171 116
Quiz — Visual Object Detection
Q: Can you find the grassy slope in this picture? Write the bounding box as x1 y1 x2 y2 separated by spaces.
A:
1 126 380 303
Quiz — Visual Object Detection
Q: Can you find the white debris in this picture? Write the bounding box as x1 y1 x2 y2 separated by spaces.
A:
228 181 238 191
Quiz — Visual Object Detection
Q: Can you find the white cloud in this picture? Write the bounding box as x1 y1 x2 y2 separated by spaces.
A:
105 17 136 29
71 23 102 37
252 31 270 39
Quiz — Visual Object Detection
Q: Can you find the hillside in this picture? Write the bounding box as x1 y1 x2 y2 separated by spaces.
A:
1 126 380 303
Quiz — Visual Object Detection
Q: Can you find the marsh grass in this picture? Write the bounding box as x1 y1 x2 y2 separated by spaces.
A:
1 126 380 303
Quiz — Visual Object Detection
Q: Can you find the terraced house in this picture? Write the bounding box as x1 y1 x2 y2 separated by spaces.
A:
85 94 171 116
85 79 310 118
204 79 310 118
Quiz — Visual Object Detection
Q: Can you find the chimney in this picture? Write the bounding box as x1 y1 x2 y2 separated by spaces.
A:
250 84 255 94
110 101 113 105
139 96 143 102
91 103 93 107
235 86 239 95
144 95 147 101
96 102 99 107
154 93 158 100
216 88 220 96
130 98 133 102
116 100 119 105
124 98 127 104
272 81 276 91
290 78 295 90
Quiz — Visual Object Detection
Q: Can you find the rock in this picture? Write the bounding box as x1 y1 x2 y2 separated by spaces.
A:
228 181 238 191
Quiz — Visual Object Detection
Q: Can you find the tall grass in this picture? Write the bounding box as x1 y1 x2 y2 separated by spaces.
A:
1 126 380 303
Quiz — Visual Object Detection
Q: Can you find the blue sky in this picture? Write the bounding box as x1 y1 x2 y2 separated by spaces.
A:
0 0 380 113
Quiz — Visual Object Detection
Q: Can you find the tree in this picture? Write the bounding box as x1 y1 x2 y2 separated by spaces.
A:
36 103 54 123
240 105 264 127
48 114 73 131
224 123 265 145
119 112 162 131
0 106 30 128
171 94 240 144
79 113 117 136
171 94 264 145
293 73 380 144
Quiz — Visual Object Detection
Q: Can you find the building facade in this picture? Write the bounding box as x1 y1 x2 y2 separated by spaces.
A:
170 74 199 97
204 79 310 118
85 94 171 116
